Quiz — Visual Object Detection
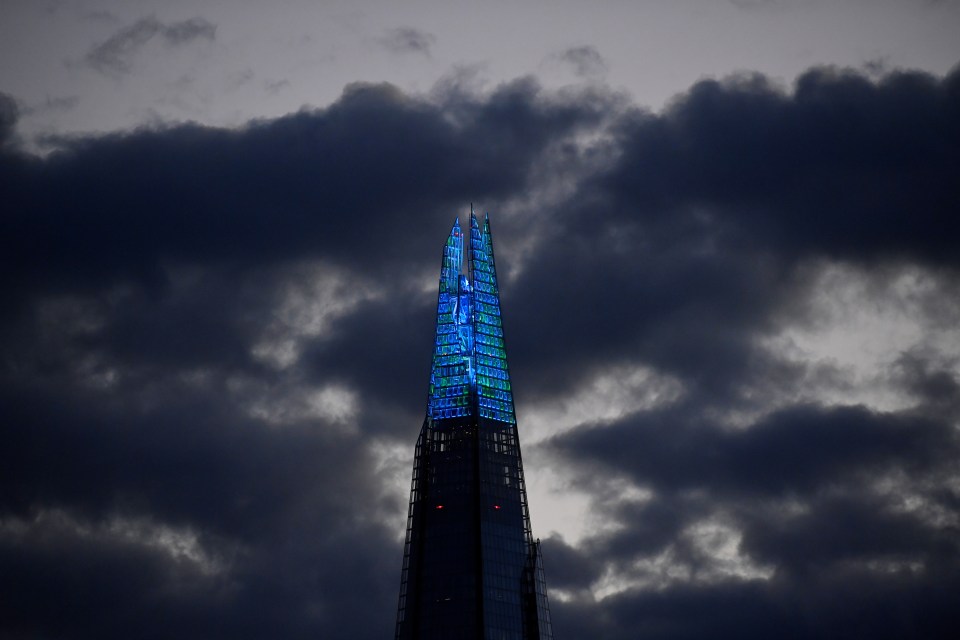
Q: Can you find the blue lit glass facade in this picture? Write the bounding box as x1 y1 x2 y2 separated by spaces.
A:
426 214 515 425
426 219 474 421
396 212 553 640
471 214 515 424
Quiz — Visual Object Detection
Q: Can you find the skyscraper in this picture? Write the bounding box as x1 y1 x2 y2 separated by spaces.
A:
395 211 553 640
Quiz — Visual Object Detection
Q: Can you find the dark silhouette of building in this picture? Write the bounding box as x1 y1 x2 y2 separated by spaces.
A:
395 211 553 640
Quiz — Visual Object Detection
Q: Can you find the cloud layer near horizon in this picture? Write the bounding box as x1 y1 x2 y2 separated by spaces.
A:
2 63 959 639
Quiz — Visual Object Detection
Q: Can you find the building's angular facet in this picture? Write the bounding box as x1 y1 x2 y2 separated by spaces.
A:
396 211 553 640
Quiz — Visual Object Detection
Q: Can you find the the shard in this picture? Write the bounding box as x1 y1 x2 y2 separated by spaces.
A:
395 210 553 640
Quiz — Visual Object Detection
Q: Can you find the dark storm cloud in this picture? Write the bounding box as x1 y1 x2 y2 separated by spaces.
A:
550 572 960 640
553 403 956 497
523 64 959 638
546 401 959 533
504 64 960 407
546 493 960 639
542 401 960 637
84 16 216 75
0 78 607 639
2 63 960 638
0 371 400 639
301 287 438 432
600 66 960 265
379 27 437 57
1 78 603 300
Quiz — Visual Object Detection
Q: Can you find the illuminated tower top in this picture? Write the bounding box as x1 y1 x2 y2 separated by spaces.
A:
396 210 553 640
427 210 515 424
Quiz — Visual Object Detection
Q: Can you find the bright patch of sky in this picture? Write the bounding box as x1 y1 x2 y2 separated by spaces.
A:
0 508 230 576
764 263 960 413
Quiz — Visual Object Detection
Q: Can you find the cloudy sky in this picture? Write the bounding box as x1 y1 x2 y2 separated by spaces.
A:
2 0 960 638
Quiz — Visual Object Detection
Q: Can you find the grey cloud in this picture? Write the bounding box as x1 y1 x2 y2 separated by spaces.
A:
892 349 960 417
265 79 291 94
85 16 216 75
558 45 608 78
16 95 81 120
37 95 80 112
728 0 789 9
863 56 890 77
81 9 121 24
0 92 17 148
162 17 217 45
379 27 436 56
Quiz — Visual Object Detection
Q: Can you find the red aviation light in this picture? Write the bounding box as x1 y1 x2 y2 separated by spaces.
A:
493 504 501 510
435 504 444 510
